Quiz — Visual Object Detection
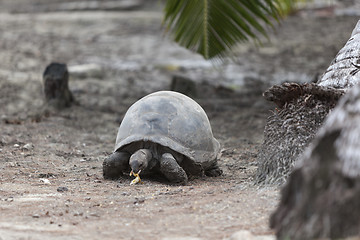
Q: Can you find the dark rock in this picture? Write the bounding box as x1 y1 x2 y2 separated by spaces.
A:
57 186 69 192
39 173 55 178
134 197 145 204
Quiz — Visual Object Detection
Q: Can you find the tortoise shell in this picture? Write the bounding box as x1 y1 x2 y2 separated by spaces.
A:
114 91 220 166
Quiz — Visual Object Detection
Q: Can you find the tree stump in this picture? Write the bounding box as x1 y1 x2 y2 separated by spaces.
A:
43 63 75 109
270 80 360 239
256 20 360 185
256 83 343 184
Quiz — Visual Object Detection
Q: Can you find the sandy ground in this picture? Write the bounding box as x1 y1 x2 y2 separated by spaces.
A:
0 2 359 240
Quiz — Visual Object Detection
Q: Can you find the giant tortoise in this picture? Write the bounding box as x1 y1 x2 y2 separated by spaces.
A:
103 91 222 184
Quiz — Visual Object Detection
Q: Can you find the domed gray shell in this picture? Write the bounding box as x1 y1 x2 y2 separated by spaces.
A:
114 91 220 165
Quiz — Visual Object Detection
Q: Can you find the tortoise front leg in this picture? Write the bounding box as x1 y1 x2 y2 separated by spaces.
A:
159 153 188 185
205 162 223 177
103 151 130 179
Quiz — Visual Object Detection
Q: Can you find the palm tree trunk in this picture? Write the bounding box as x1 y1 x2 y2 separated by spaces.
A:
256 19 360 185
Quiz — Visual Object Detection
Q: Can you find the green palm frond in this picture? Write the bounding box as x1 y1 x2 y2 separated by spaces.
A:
163 0 298 60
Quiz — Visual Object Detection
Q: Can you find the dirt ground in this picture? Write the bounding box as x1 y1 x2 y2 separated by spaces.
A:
0 2 359 240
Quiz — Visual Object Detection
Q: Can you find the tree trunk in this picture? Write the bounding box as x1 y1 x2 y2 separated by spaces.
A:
43 62 75 109
270 79 360 239
256 20 360 185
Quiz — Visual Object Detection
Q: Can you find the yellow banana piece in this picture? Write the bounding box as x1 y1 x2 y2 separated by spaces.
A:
130 171 142 185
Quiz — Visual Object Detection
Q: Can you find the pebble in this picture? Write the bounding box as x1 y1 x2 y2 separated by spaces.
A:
57 186 69 192
32 214 40 218
226 230 275 240
13 144 20 148
89 212 100 217
7 162 17 167
4 197 14 202
38 173 55 178
39 178 51 184
22 143 34 150
73 212 83 217
134 197 145 205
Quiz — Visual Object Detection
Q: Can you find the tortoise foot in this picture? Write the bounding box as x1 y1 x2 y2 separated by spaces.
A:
160 153 188 185
103 151 130 179
205 164 222 177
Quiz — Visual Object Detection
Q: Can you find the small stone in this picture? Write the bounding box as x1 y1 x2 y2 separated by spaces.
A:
39 178 51 184
89 212 99 217
13 144 20 148
22 143 34 150
32 214 40 218
73 212 83 216
5 197 14 202
134 197 145 205
7 162 16 167
38 173 55 178
57 186 68 192
227 230 275 240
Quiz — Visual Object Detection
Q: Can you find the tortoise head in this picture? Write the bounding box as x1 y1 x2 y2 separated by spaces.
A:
129 149 152 174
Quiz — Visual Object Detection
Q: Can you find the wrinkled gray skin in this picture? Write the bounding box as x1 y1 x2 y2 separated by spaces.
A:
103 91 222 184
103 141 192 184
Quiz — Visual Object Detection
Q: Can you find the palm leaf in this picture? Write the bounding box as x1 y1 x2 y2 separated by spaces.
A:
163 0 297 60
